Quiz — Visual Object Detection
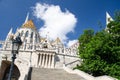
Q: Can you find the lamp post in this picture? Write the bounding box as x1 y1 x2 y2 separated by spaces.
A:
8 36 22 80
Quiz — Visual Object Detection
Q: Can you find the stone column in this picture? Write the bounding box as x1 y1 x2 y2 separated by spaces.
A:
41 54 45 67
33 53 38 67
38 54 42 67
40 54 43 67
45 54 48 68
48 54 51 68
33 32 36 50
51 54 55 68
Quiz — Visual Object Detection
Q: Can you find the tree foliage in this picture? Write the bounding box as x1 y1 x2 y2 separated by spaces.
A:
76 11 120 79
78 29 94 54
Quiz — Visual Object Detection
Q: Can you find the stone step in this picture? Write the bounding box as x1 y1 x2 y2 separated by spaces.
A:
29 68 86 80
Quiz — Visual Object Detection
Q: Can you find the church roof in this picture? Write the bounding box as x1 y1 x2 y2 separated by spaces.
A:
22 20 36 29
54 37 61 44
40 38 46 42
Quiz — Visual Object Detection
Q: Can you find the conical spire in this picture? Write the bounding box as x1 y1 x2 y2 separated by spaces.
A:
54 37 61 44
106 12 113 25
22 12 36 29
6 28 13 41
24 12 29 24
8 28 13 35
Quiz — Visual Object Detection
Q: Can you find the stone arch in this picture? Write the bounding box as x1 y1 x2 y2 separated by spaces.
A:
0 60 20 80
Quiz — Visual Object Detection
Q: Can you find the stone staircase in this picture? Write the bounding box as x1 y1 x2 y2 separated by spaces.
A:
29 68 86 80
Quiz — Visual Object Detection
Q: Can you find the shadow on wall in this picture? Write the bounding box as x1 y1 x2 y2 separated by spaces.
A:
0 60 20 80
55 55 60 62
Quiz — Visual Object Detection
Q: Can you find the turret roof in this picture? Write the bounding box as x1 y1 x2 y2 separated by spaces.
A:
22 20 36 29
54 37 61 44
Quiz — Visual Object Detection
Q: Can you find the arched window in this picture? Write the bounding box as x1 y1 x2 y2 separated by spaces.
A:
35 34 37 42
25 31 29 37
43 40 48 48
31 32 33 38
43 43 48 48
18 32 20 37
21 31 24 36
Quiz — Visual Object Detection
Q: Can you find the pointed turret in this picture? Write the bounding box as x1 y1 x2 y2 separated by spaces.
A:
24 12 29 24
54 37 61 44
8 28 12 35
5 28 13 41
106 12 113 25
105 12 114 31
52 37 63 47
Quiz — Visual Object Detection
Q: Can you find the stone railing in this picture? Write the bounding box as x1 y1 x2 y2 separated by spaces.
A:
63 66 118 80
36 48 56 52
65 48 79 56
56 53 81 69
19 43 57 53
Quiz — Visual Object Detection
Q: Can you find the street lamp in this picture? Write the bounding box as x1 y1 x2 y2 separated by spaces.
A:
8 36 22 80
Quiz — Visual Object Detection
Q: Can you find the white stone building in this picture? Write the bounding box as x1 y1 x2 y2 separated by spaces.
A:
0 12 114 80
0 15 80 80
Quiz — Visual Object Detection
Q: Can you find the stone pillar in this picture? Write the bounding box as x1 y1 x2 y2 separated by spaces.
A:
38 54 42 67
48 54 51 68
24 41 26 50
45 54 48 68
41 54 45 67
51 54 55 68
32 32 36 50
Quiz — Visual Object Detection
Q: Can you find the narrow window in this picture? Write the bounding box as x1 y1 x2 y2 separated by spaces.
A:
21 31 24 36
31 32 33 38
35 34 37 42
25 31 29 37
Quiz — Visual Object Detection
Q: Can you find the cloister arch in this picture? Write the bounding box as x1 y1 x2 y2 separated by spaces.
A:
0 60 20 80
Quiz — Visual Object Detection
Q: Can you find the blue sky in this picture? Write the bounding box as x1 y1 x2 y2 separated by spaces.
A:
0 0 120 46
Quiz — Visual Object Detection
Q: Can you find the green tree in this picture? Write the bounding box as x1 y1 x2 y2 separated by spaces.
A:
76 11 120 79
114 10 120 22
78 29 94 54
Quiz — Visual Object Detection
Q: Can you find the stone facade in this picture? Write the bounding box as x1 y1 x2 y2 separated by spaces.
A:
0 17 80 80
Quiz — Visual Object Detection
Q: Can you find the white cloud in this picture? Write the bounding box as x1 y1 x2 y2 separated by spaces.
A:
33 3 77 44
67 39 78 47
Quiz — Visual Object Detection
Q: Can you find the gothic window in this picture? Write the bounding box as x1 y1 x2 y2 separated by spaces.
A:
25 39 27 43
30 39 32 43
21 31 24 36
19 33 21 37
35 34 37 42
31 32 33 38
25 31 29 37
62 49 64 53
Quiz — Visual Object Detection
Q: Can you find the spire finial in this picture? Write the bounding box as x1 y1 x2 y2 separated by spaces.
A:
24 12 29 24
8 28 13 35
5 28 13 41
